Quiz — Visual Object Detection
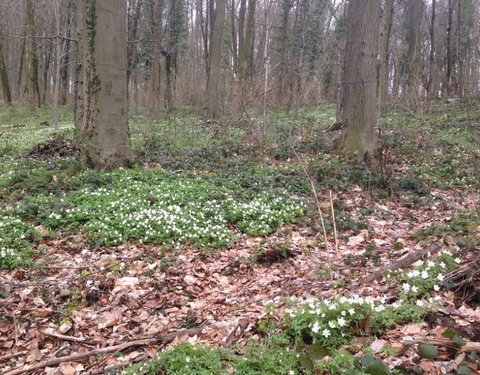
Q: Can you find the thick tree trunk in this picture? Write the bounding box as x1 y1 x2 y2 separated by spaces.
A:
379 0 394 103
404 0 424 95
206 0 226 119
335 0 381 163
80 0 133 169
26 0 40 111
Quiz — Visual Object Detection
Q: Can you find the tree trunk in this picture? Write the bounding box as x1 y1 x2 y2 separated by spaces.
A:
445 0 453 96
379 0 394 103
457 0 463 98
404 0 424 95
206 0 226 119
26 0 40 111
80 0 133 169
426 0 436 112
335 0 381 163
74 0 84 136
150 0 163 117
0 36 12 105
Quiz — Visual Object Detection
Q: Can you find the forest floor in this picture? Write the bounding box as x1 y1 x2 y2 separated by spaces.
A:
0 99 479 375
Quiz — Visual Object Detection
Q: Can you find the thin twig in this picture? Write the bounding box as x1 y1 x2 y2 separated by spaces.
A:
329 190 339 258
290 146 330 254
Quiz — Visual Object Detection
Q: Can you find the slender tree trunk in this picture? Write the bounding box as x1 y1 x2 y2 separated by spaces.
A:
457 0 464 98
335 0 381 163
53 0 63 130
0 36 12 105
379 0 394 103
17 38 26 102
150 0 163 117
445 0 453 96
206 0 226 119
74 0 84 135
42 37 53 106
276 0 292 105
426 0 436 112
26 0 40 111
80 0 133 169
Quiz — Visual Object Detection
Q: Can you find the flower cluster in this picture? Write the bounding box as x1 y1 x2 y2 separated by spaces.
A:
286 295 385 349
40 170 306 247
398 249 460 300
0 212 33 269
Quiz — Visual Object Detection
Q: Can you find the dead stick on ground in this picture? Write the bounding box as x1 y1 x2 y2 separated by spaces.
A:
0 352 28 363
353 242 442 286
2 328 201 375
39 330 102 345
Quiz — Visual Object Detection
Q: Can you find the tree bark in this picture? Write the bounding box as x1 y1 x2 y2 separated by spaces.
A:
335 0 381 163
426 0 436 112
150 0 163 117
445 0 454 96
74 0 84 135
0 36 12 105
26 0 40 111
379 0 394 103
404 0 424 95
206 0 226 119
80 0 133 169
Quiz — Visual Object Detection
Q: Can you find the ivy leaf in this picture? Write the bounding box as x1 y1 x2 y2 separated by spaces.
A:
457 366 472 375
360 354 377 367
306 344 329 361
298 353 314 370
442 329 457 339
365 359 390 375
418 344 438 359
452 335 467 347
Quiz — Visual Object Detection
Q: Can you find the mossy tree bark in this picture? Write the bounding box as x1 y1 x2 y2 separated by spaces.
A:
335 0 381 163
79 0 133 170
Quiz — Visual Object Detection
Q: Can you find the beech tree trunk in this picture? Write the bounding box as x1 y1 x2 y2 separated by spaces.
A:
404 0 424 95
335 0 381 163
150 0 163 117
74 0 84 135
206 0 226 119
80 0 133 169
379 0 394 103
426 0 436 112
445 0 454 96
26 0 40 111
0 36 12 105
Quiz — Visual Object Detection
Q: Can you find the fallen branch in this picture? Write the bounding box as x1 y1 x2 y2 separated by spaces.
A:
39 329 102 345
0 352 28 363
2 328 201 375
354 242 442 286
